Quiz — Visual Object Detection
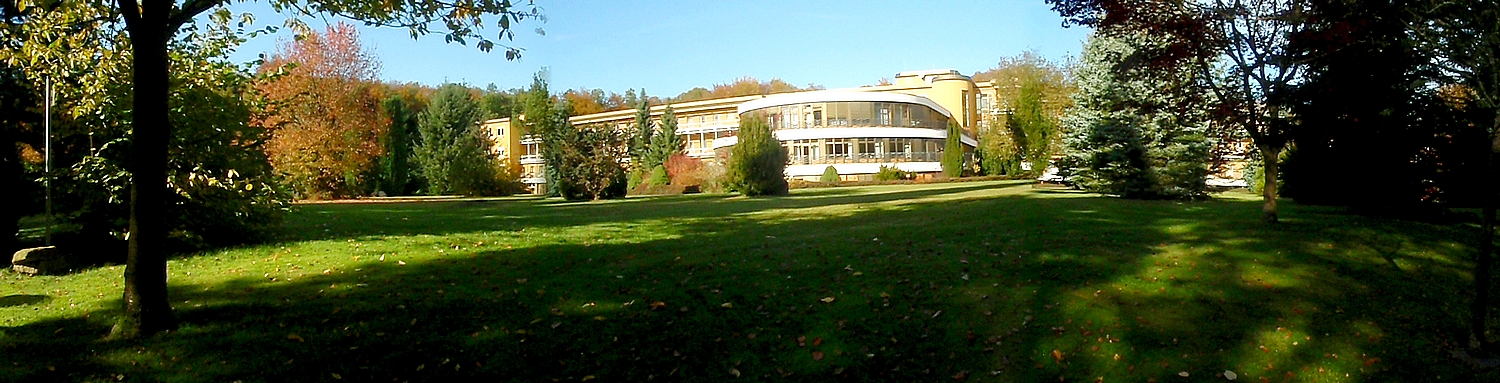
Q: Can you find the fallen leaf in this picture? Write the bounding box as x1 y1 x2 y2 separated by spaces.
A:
650 301 666 309
397 260 407 266
287 334 305 342
721 302 734 308
797 336 807 346
331 373 342 379
1224 370 1238 380
852 271 864 276
729 367 741 377
1178 371 1190 377
952 370 968 381
812 351 825 361
416 364 425 371
813 337 823 347
1051 349 1065 363
581 375 595 381
820 297 836 303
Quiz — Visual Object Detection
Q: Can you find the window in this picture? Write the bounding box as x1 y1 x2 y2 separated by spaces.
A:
857 138 879 157
826 139 850 159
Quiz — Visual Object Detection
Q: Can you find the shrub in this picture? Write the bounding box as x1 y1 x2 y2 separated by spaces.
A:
875 165 911 181
725 115 788 196
664 154 703 185
820 166 841 183
693 159 729 193
649 165 670 186
627 170 644 190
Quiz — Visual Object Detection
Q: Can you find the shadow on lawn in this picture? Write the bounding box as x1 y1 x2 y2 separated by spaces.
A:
1 181 1493 382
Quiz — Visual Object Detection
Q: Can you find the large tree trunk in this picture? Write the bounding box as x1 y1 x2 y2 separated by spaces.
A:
1472 115 1500 350
118 2 178 336
0 130 19 264
1260 144 1280 224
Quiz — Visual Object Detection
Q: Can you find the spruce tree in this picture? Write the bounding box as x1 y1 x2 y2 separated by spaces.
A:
414 84 495 195
629 91 654 167
1059 33 1212 200
645 105 685 170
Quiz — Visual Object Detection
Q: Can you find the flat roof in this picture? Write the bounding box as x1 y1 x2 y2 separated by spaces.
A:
736 90 954 119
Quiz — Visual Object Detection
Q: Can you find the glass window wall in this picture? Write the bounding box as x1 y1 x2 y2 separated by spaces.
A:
744 100 951 131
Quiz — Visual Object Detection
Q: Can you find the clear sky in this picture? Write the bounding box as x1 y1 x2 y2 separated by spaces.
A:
225 0 1093 96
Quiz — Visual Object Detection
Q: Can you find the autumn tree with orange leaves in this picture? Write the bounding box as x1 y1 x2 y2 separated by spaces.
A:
257 22 388 199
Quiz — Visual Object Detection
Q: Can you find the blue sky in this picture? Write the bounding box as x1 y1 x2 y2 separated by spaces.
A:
225 0 1092 96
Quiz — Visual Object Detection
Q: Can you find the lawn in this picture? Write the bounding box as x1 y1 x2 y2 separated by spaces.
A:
2 180 1493 382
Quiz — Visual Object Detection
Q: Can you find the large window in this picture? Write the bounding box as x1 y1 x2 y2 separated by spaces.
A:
745 100 950 130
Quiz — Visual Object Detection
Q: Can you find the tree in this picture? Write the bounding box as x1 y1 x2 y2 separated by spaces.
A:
520 71 571 198
628 92 654 168
643 105 684 171
257 23 386 198
1410 0 1500 351
2 0 540 336
726 115 788 196
1049 0 1310 222
375 94 418 196
481 83 518 118
1059 33 1214 200
413 84 496 196
562 123 629 200
972 51 1074 175
942 121 965 178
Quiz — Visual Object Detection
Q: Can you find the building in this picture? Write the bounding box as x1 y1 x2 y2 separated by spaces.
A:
483 69 1001 193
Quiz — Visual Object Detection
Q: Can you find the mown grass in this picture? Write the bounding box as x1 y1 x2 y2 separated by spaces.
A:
1 180 1494 382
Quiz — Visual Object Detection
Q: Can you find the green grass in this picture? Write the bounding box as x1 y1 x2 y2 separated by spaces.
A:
1 180 1493 382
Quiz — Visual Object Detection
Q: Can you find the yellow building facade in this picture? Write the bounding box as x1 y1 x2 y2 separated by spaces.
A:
482 69 1006 193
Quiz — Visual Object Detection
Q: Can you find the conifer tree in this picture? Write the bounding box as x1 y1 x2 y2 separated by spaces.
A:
942 121 965 178
629 91 654 166
726 115 788 196
644 105 685 171
414 84 494 195
1059 33 1212 200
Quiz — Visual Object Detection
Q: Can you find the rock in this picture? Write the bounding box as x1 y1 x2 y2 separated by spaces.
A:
12 246 73 275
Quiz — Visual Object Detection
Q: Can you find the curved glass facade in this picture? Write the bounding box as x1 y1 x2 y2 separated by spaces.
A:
744 101 951 130
735 100 962 168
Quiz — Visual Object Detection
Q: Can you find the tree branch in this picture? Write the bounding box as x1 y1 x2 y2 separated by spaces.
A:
167 0 223 30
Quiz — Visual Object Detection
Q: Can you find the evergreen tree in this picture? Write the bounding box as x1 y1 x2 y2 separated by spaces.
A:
644 105 685 170
726 115 788 196
942 121 965 178
414 84 496 195
1059 33 1213 200
629 91 654 167
377 94 418 195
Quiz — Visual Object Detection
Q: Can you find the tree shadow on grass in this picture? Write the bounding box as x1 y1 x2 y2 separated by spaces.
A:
276 181 1024 242
1 182 1493 382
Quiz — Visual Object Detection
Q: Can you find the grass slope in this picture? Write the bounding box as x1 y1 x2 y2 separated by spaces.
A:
1 180 1492 382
